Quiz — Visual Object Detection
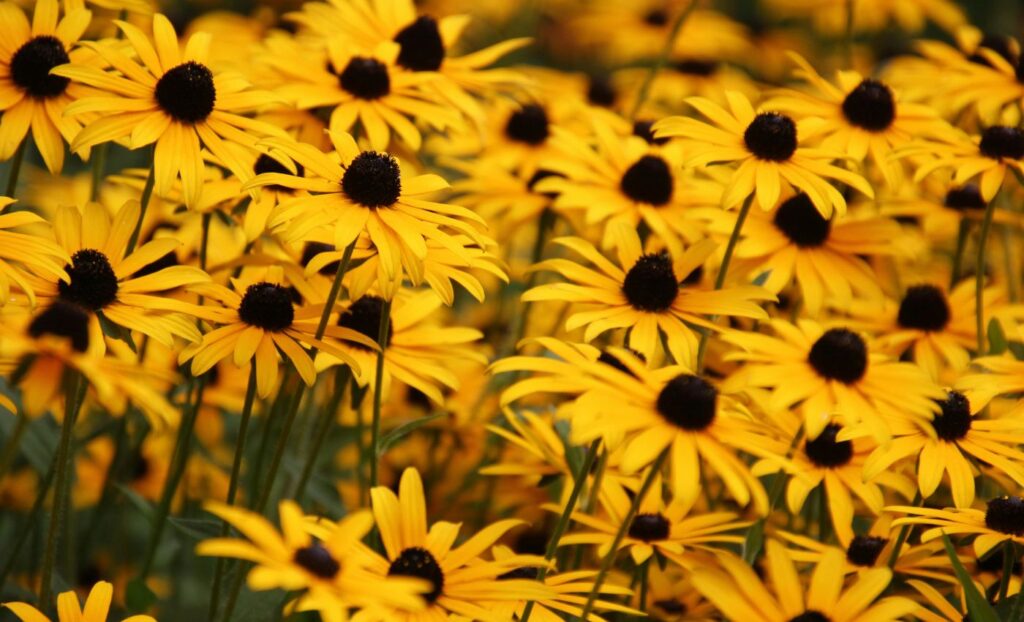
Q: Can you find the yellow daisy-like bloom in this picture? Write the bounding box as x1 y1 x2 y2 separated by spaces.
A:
691 540 917 622
902 125 1024 201
261 35 460 151
54 13 284 207
27 201 208 347
938 45 1024 125
0 301 177 425
557 473 749 567
536 119 714 255
180 268 369 399
245 131 491 299
286 0 529 122
848 281 998 379
754 419 911 546
766 53 950 187
764 0 964 34
889 495 1024 558
957 355 1024 413
0 0 91 174
653 91 874 217
315 288 484 405
198 501 426 622
524 225 772 362
444 158 555 238
4 580 155 622
723 320 945 442
484 545 638 621
707 193 904 316
362 467 552 621
0 197 70 307
569 348 773 513
863 389 1024 509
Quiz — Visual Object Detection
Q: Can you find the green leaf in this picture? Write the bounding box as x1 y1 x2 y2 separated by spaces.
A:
989 318 1008 355
96 311 137 353
941 532 999 622
377 414 445 456
168 516 222 540
115 483 155 521
125 577 157 613
752 269 772 287
742 519 765 563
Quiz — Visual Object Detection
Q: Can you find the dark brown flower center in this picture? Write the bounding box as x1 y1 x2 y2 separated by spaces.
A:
804 424 853 468
155 61 216 123
808 328 868 384
841 79 896 132
394 16 445 72
773 193 831 247
238 282 295 331
341 152 401 208
620 155 673 206
58 249 119 311
10 36 70 98
622 252 678 312
339 57 390 100
388 547 443 603
744 112 798 161
28 301 90 352
655 374 717 431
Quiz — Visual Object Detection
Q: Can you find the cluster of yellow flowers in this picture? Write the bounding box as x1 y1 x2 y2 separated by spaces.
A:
1 0 1024 620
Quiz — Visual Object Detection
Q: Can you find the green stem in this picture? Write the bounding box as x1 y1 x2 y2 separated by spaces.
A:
315 241 356 341
4 138 27 201
845 0 856 66
0 413 29 482
628 0 699 120
126 164 156 256
1003 225 1019 302
294 366 351 502
578 449 668 620
38 372 86 608
887 491 922 569
0 457 57 588
636 559 651 613
369 299 393 490
208 364 258 621
139 376 207 579
519 439 601 622
697 194 754 370
743 426 803 563
1000 541 1015 601
951 217 970 288
90 143 109 202
976 196 997 353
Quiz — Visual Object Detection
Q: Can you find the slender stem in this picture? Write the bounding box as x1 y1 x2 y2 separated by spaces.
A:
139 376 207 579
126 164 156 256
4 138 27 201
1010 554 1024 620
369 299 393 490
78 414 129 562
90 143 109 202
315 241 356 341
637 559 651 613
887 491 922 569
628 0 699 120
208 364 258 621
976 196 998 353
845 0 856 66
1002 225 1019 302
519 440 601 622
951 217 970 288
743 427 803 563
697 194 755 370
0 413 29 482
294 366 351 502
38 372 86 608
199 212 212 271
1000 541 1015 601
578 449 668 620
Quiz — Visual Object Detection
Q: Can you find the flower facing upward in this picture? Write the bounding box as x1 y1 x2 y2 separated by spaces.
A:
244 131 492 299
653 90 874 217
54 13 284 207
0 0 91 173
4 580 155 622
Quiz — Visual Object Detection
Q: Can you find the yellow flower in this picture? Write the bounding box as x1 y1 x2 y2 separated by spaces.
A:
5 580 156 622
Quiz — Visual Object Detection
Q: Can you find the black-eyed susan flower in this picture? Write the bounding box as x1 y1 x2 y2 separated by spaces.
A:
260 35 461 151
0 197 70 307
360 467 552 620
316 289 484 405
764 0 964 34
0 0 91 174
890 495 1024 558
557 472 749 566
55 13 284 207
536 118 714 255
27 201 208 347
903 125 1024 201
863 390 1024 509
767 53 952 187
691 540 917 621
957 355 1024 413
706 193 905 315
198 501 426 622
723 320 945 441
653 91 874 217
286 0 530 123
755 418 913 546
4 580 155 622
244 131 492 300
180 268 369 398
524 225 772 362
